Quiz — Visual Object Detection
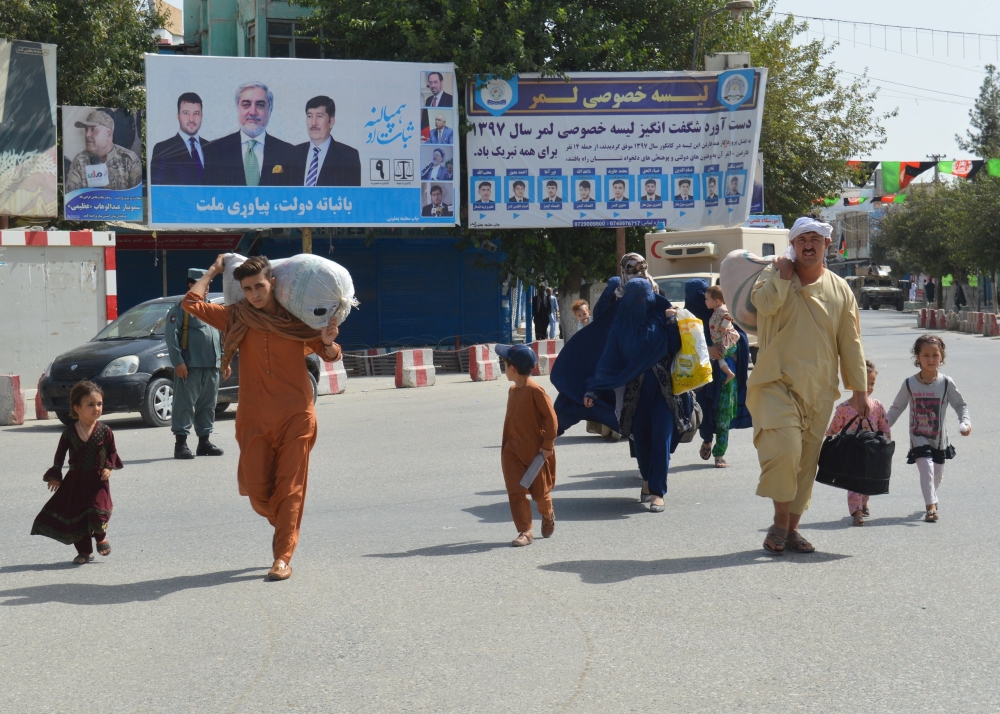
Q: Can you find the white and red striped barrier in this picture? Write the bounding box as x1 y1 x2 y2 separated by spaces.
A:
469 344 500 381
530 339 563 376
35 374 50 420
0 231 117 322
316 359 347 396
971 312 985 334
0 375 25 426
985 313 1000 337
395 349 435 388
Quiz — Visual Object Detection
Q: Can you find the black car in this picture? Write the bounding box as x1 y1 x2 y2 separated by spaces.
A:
39 294 321 427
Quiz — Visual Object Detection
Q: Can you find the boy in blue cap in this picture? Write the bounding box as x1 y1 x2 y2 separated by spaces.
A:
495 344 558 546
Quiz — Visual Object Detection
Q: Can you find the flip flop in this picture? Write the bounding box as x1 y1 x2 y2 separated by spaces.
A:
73 554 94 565
96 540 111 556
699 442 712 460
763 526 786 555
785 531 816 553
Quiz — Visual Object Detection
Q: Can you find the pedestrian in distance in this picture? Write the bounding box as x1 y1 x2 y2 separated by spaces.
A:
547 287 560 339
31 381 122 564
166 268 225 459
825 360 892 526
496 344 557 547
886 335 971 523
531 288 551 340
702 284 740 468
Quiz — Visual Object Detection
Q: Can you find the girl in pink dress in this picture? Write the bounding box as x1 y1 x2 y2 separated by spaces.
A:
825 361 891 526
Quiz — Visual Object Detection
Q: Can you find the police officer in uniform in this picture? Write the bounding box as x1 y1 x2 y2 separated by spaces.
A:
166 269 225 459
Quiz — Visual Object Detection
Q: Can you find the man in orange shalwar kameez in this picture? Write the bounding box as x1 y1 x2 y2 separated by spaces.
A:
184 255 341 580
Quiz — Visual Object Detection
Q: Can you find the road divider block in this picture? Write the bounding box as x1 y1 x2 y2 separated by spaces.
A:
917 308 927 328
35 374 50 420
0 375 25 426
530 339 563 376
317 359 347 395
985 313 999 337
469 344 499 381
395 349 435 388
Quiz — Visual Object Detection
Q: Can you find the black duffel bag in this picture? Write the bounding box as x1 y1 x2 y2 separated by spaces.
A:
816 415 895 495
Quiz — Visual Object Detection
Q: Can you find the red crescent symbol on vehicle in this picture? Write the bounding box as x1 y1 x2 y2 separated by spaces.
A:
650 240 663 258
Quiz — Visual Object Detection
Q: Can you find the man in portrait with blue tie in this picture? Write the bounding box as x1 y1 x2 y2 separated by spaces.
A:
202 81 296 186
291 95 361 187
426 114 453 145
150 93 212 185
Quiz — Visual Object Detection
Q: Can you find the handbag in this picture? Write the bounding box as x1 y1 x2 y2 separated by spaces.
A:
816 415 895 496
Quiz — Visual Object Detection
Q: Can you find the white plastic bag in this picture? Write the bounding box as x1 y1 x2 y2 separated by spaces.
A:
719 249 773 335
222 252 358 329
671 308 712 394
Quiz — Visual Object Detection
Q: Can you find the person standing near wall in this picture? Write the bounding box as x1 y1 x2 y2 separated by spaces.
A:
532 288 551 340
547 287 560 339
166 269 224 459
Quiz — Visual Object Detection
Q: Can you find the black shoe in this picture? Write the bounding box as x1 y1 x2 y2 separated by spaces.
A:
174 435 195 460
196 436 224 456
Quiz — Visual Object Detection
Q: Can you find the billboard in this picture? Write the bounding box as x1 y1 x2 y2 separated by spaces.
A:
466 69 767 230
62 107 143 221
145 55 460 228
0 40 57 218
750 150 764 214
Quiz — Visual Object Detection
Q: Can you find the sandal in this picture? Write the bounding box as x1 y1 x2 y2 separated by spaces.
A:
925 509 939 523
851 510 865 526
785 531 816 553
763 526 787 555
715 457 728 468
699 442 712 460
511 531 534 547
861 505 870 517
96 540 111 556
73 554 94 565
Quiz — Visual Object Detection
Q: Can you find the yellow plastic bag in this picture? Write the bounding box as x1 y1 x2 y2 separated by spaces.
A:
671 308 713 394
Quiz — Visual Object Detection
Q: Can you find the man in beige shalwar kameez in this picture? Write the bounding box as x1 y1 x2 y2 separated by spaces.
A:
748 217 869 554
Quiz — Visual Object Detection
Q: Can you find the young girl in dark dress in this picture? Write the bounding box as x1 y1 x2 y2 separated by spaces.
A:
31 381 123 564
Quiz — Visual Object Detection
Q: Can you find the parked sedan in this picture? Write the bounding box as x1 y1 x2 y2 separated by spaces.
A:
39 294 321 427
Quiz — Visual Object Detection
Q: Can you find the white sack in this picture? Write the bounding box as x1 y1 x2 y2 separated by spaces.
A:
719 249 773 335
222 253 358 329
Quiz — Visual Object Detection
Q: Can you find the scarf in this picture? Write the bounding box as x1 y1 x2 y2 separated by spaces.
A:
221 298 322 371
615 253 659 297
788 216 833 242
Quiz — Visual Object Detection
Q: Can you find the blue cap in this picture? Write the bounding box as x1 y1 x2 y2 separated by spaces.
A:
495 343 536 373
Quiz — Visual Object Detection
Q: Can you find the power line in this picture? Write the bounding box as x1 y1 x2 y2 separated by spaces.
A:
775 13 1000 45
801 28 988 74
839 71 977 100
878 93 974 107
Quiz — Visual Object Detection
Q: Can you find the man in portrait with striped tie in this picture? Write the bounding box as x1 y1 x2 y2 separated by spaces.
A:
151 92 212 185
203 81 296 186
291 95 361 187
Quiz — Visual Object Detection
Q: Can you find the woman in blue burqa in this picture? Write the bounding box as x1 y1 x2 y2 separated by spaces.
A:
683 279 753 465
551 253 694 512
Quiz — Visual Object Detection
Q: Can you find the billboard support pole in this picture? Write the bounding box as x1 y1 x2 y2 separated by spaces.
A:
616 227 626 264
302 227 312 254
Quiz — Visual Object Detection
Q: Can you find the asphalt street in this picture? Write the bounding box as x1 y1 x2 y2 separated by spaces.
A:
1 310 997 713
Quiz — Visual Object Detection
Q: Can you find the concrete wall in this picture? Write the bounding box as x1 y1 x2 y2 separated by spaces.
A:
0 245 109 383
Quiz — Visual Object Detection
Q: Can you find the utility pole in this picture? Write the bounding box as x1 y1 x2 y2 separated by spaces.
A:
926 153 947 183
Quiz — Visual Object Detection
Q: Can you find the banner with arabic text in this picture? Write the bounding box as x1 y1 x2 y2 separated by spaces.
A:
466 69 767 229
146 55 459 227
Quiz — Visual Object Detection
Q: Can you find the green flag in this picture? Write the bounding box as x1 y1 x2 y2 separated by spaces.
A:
988 158 1000 176
882 161 901 194
938 161 953 175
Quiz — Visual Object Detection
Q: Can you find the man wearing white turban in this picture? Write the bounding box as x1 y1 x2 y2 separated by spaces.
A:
748 216 869 554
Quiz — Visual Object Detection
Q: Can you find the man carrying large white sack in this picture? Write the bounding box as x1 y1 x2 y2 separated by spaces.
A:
748 217 869 555
184 254 342 581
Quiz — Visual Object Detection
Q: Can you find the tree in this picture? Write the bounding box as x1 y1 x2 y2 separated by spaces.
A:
956 64 1000 160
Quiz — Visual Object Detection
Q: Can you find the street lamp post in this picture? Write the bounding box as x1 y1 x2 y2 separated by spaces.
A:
691 1 755 71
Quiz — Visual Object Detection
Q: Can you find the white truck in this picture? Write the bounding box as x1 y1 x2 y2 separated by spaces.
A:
644 226 790 359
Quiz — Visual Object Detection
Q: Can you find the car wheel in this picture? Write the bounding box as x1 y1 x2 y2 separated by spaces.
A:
309 371 318 404
56 411 75 426
896 298 905 311
140 377 173 428
215 402 230 415
862 294 871 310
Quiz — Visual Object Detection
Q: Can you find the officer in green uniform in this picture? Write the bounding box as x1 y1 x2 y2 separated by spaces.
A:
166 269 225 459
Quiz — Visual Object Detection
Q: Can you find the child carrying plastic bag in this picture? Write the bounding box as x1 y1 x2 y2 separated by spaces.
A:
671 309 713 394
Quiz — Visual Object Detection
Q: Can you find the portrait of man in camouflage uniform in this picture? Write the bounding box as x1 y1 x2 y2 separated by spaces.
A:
64 110 142 193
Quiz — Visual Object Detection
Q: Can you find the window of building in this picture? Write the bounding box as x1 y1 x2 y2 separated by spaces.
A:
246 22 256 57
266 20 320 58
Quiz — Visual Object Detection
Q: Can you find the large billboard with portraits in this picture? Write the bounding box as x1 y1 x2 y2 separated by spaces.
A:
465 69 767 230
0 39 57 218
62 106 143 221
145 55 460 227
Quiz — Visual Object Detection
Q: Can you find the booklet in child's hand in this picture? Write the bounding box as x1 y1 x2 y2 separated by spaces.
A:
520 452 546 489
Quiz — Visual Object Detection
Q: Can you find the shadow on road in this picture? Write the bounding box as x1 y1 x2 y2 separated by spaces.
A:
540 549 851 584
0 567 268 606
464 496 641 523
475 471 638 498
365 541 509 558
800 512 925 530
126 456 182 465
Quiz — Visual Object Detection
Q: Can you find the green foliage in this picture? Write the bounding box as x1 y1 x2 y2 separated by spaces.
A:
0 0 164 110
872 185 963 282
956 64 1000 160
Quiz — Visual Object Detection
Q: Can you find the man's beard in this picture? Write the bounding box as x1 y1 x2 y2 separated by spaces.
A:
242 122 265 138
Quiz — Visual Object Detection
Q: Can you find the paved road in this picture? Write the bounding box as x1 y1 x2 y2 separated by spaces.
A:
2 311 997 712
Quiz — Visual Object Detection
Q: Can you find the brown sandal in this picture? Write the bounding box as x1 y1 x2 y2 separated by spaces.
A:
763 526 787 555
511 531 534 547
925 508 939 522
785 531 816 553
699 442 712 460
852 510 865 526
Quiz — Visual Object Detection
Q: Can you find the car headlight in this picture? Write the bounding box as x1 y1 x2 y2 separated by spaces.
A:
100 355 140 377
43 362 53 378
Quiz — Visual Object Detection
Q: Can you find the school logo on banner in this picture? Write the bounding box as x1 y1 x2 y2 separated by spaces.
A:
718 69 755 112
475 75 517 117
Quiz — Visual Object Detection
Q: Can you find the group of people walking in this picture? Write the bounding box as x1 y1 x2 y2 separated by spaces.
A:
29 216 973 572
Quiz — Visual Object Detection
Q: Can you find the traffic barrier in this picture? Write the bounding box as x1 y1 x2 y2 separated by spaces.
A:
316 358 347 395
469 344 500 381
35 374 50 420
984 313 1000 337
918 308 927 328
936 310 947 330
927 309 936 328
947 312 959 331
395 349 435 388
972 312 985 334
0 375 25 426
530 339 563 376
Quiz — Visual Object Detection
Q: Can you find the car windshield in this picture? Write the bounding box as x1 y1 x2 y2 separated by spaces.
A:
94 301 175 340
654 277 713 304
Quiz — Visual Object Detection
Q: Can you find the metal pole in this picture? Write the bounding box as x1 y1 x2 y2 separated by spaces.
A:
301 226 313 254
525 285 534 344
616 227 626 264
926 153 946 183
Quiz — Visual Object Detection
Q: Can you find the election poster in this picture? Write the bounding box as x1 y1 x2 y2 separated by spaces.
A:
466 69 767 230
62 107 143 221
0 39 57 218
750 150 764 214
145 55 460 228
